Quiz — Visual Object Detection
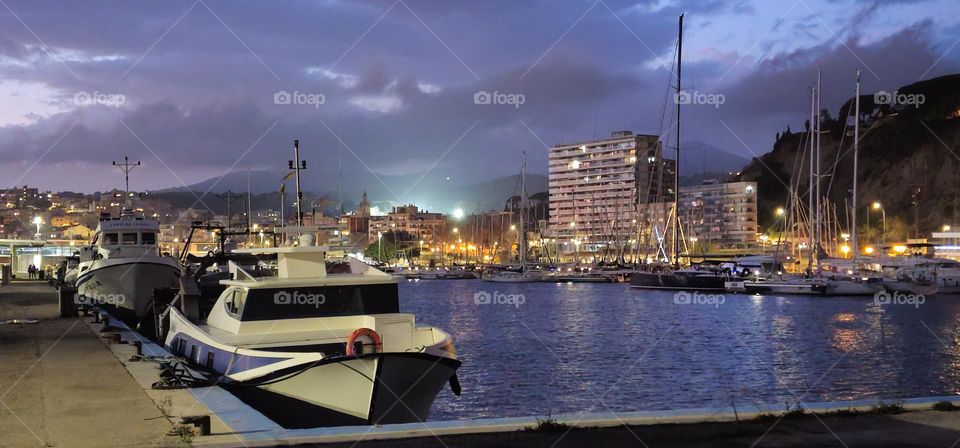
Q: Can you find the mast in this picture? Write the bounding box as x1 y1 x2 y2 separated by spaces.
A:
247 168 252 233
815 68 822 269
112 156 141 208
338 118 344 216
807 86 815 271
672 13 683 266
852 69 861 263
290 139 307 227
520 151 527 268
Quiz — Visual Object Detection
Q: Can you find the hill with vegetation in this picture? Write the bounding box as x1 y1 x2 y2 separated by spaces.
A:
737 74 960 240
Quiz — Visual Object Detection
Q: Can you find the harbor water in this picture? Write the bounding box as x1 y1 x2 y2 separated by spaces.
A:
399 280 960 421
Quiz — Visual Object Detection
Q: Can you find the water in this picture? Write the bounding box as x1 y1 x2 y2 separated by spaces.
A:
397 279 960 421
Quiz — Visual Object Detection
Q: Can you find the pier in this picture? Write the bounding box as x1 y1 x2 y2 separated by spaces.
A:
2 281 960 447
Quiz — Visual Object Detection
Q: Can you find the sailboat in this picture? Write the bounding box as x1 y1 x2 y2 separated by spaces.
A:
629 14 748 291
483 152 546 282
735 70 883 296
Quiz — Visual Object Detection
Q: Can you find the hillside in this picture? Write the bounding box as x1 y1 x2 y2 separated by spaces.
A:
737 74 960 238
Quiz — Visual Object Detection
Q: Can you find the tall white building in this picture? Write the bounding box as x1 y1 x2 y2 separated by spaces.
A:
548 131 673 247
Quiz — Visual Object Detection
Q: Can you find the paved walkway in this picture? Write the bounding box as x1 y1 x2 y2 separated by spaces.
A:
0 281 181 448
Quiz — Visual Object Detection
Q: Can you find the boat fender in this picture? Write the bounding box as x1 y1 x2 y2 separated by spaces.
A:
346 327 383 356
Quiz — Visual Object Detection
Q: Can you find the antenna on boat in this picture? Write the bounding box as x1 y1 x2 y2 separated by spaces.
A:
112 156 141 209
289 139 307 227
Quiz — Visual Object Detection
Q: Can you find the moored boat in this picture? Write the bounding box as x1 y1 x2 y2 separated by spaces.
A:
161 238 461 428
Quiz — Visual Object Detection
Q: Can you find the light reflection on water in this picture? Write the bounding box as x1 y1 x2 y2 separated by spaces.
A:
397 280 960 421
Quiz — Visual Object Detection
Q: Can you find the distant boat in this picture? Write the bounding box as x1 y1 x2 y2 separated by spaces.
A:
75 209 182 326
483 151 543 283
76 158 181 327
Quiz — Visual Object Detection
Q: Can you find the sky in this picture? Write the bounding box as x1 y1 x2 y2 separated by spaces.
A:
1 0 958 202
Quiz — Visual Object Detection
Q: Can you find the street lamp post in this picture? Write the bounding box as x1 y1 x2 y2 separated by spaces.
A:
872 202 885 250
377 231 383 264
419 240 424 267
32 216 42 239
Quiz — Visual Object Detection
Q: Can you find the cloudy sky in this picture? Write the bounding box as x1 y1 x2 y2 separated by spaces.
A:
1 0 958 200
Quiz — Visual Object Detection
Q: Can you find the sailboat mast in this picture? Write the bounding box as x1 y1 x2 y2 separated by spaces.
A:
852 69 861 263
673 13 683 266
807 86 815 270
815 68 822 269
520 151 527 267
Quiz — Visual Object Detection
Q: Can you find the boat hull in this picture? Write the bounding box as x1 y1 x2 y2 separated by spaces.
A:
630 271 728 291
76 257 180 324
224 353 460 428
164 307 460 428
726 280 826 295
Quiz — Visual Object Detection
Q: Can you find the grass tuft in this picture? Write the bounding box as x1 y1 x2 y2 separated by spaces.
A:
525 414 570 433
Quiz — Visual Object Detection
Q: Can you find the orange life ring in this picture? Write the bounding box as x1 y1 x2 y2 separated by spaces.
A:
346 327 383 356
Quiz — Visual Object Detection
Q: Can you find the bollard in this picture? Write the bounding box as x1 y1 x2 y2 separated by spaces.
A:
133 340 143 356
180 415 211 436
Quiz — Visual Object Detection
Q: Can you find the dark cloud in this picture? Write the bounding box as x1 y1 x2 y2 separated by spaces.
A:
0 0 957 197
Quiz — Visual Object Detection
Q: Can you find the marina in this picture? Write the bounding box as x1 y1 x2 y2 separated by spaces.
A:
3 2 960 447
6 279 960 447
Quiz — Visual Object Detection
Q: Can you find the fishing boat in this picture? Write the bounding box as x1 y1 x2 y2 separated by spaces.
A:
76 157 181 327
162 241 460 427
160 141 460 428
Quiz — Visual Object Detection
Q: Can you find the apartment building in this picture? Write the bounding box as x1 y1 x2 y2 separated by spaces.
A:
678 180 758 247
548 130 674 246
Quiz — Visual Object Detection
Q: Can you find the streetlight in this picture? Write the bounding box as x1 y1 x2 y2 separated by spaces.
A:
419 240 424 266
871 202 885 249
32 216 42 239
453 208 464 220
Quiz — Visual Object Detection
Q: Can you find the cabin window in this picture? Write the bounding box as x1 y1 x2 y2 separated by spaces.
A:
239 284 400 321
189 345 198 363
223 289 247 318
122 233 138 245
205 352 215 369
141 232 156 245
104 233 119 245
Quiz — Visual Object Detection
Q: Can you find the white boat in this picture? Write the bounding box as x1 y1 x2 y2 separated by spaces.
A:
726 276 827 295
483 269 546 283
161 239 461 428
76 210 181 325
